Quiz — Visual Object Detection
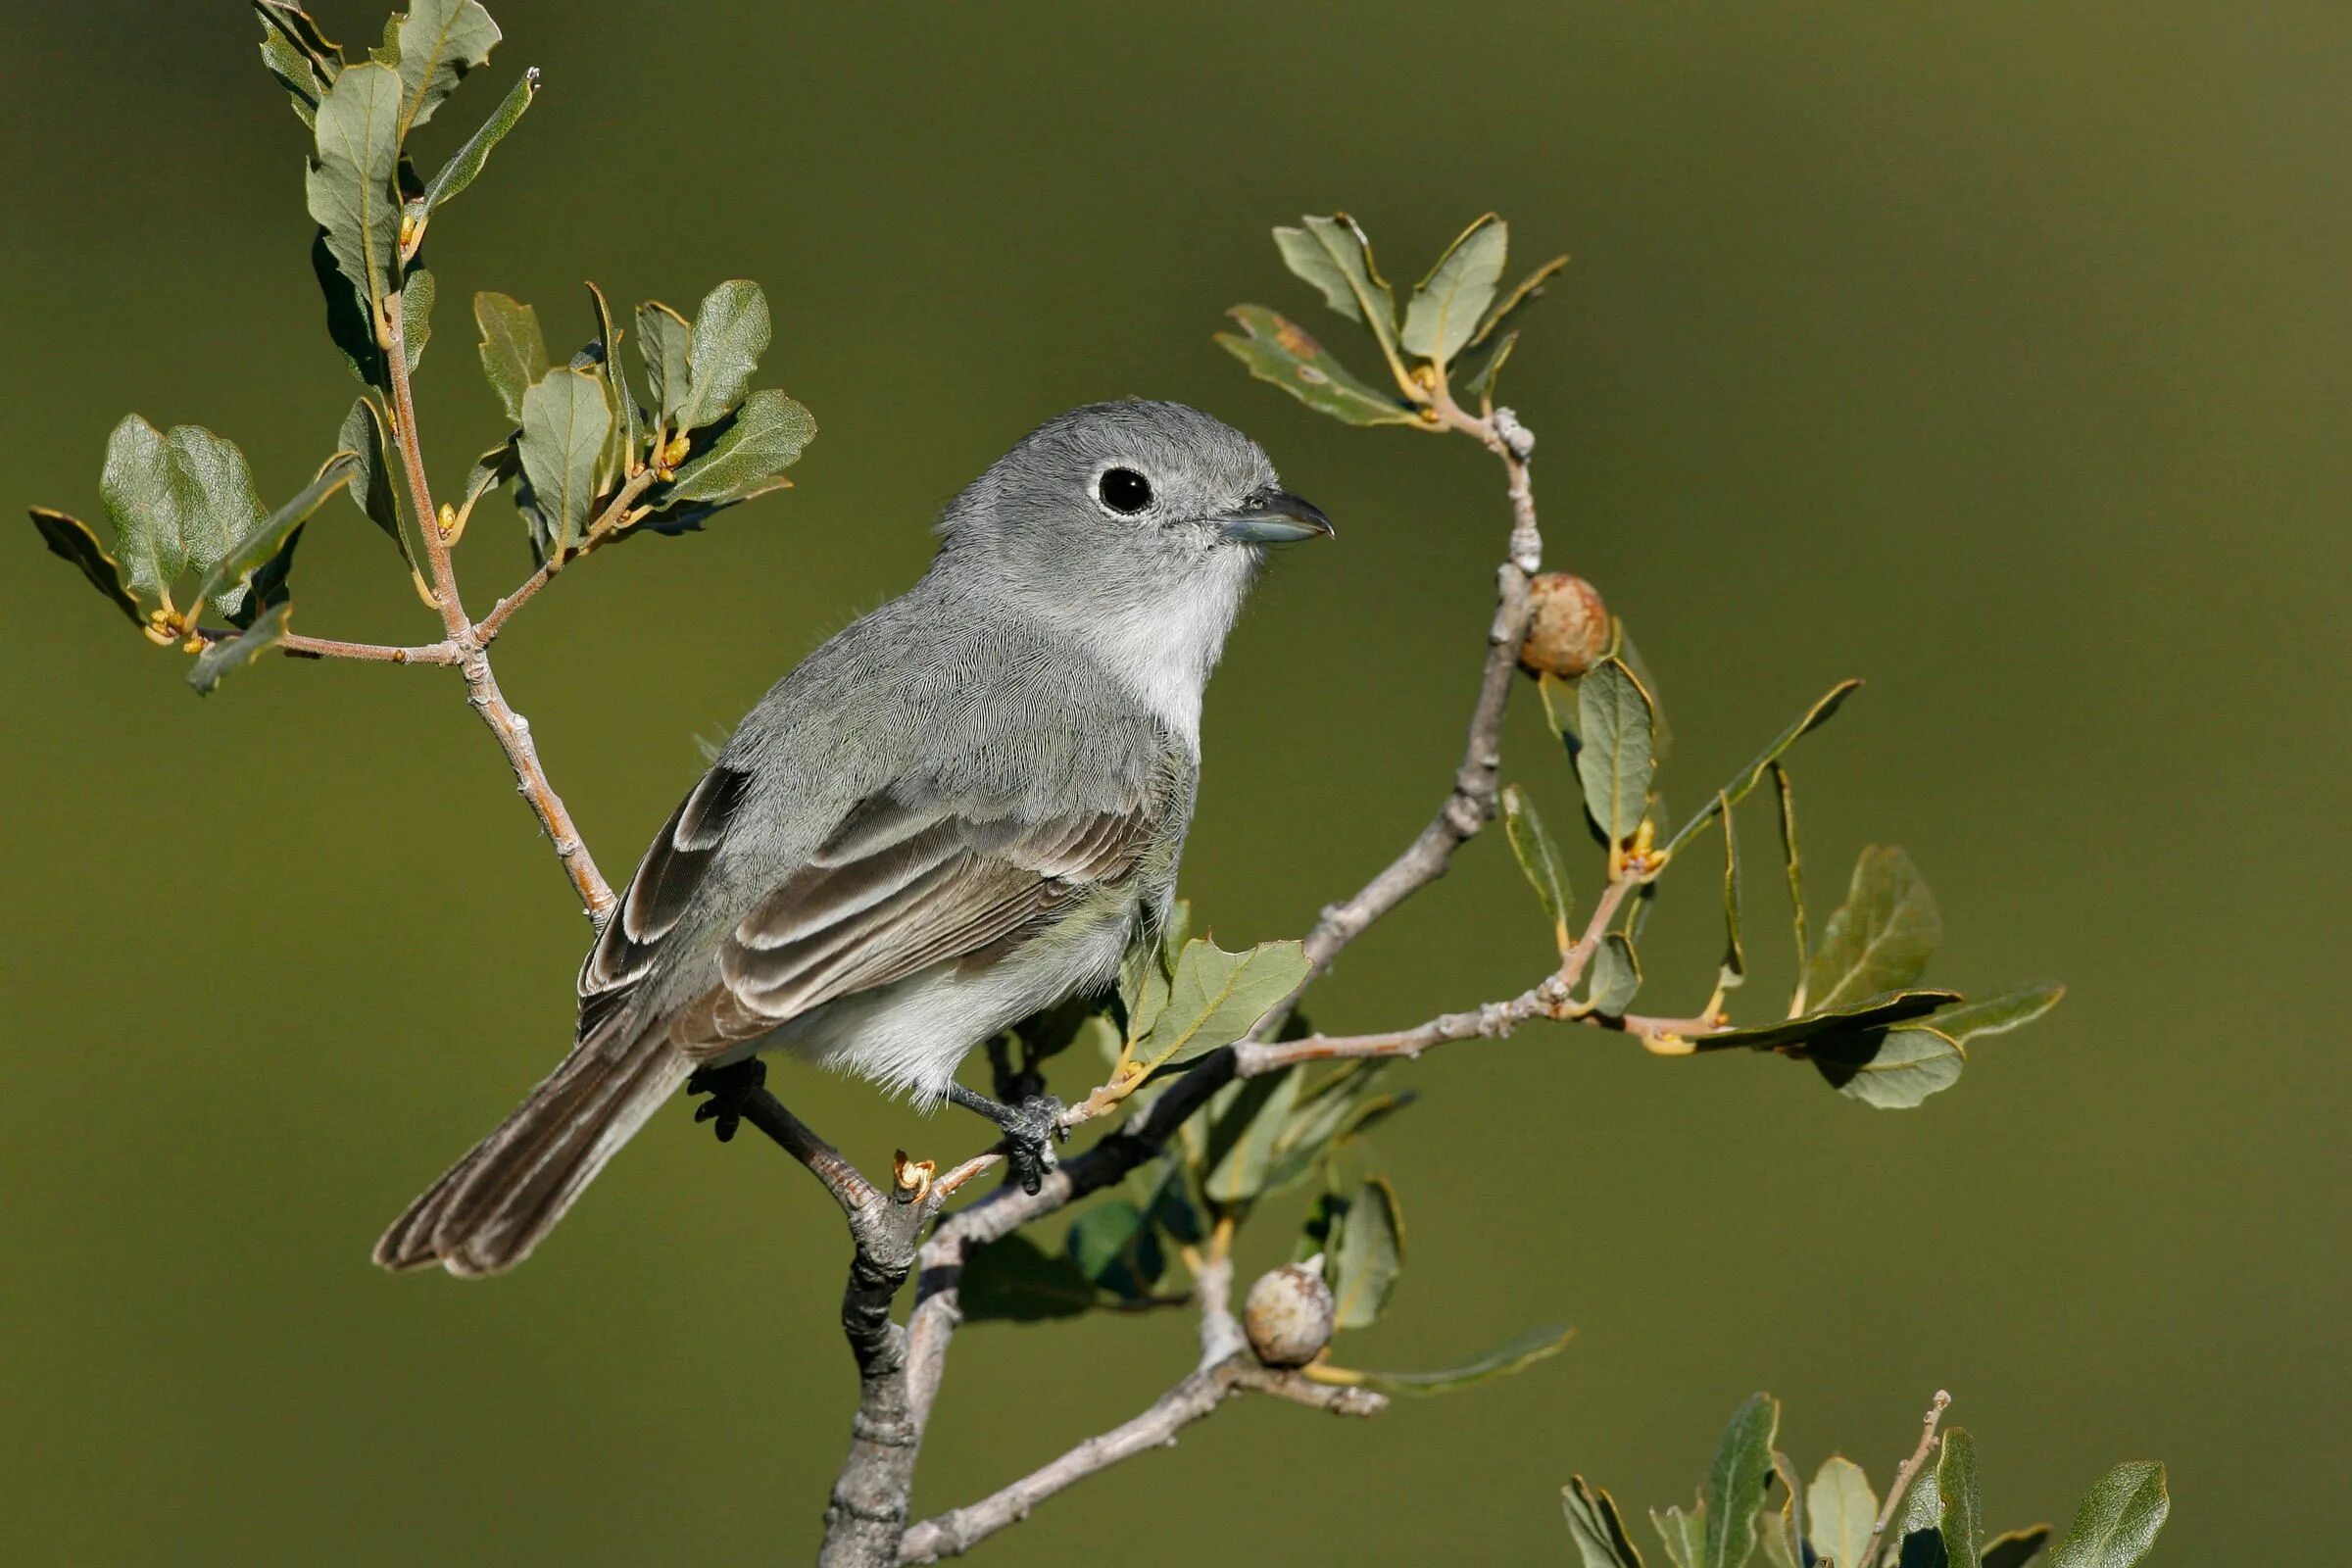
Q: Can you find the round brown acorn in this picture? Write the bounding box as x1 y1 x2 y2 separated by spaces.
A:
1243 1257 1337 1368
1518 572 1612 679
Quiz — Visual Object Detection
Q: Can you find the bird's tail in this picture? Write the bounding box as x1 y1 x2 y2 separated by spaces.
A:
374 1019 693 1277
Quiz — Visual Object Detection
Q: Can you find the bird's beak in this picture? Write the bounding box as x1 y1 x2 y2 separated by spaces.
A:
1219 487 1336 545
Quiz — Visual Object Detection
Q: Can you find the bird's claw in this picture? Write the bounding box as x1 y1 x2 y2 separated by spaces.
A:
1000 1093 1068 1196
686 1057 767 1144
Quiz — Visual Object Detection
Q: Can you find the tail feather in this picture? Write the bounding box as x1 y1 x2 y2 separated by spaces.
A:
374 1021 693 1277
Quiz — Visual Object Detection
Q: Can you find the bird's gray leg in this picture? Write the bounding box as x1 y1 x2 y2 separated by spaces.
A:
944 1080 1067 1195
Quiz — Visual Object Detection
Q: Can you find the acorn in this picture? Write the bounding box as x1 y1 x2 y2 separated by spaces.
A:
1518 572 1612 679
1244 1256 1336 1368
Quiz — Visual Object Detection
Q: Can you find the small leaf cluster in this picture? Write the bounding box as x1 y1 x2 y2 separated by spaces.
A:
29 1 812 690
1217 213 1568 425
1565 1393 2169 1568
1506 647 2062 1108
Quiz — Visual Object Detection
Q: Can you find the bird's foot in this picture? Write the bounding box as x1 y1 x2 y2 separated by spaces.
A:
946 1081 1069 1195
687 1057 767 1144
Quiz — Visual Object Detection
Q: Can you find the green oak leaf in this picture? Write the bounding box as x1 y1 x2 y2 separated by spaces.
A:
1921 984 2065 1045
1938 1429 1984 1568
187 454 357 613
1564 1477 1648 1568
1459 328 1518 406
1400 213 1507 367
337 394 416 570
255 2 342 127
1469 254 1570 350
1810 1025 1966 1108
1807 846 1941 1012
662 389 815 507
306 61 405 334
1807 1455 1880 1568
1590 934 1641 1017
1135 936 1311 1073
416 65 535 220
1329 1175 1401 1329
1688 989 1958 1053
474 290 549 423
585 281 640 494
1064 1199 1165 1301
99 416 267 616
188 601 294 694
28 509 144 626
1272 215 1404 374
1705 1395 1781 1568
635 301 693 424
1199 1067 1300 1204
1576 658 1658 848
382 0 499 140
517 367 612 554
673 279 770 431
1331 1322 1571 1396
1501 783 1575 953
1651 1503 1707 1568
2048 1463 2167 1568
1215 304 1420 427
1980 1526 2053 1568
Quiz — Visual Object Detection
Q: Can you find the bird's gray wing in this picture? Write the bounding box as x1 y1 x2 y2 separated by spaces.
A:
575 765 1160 1059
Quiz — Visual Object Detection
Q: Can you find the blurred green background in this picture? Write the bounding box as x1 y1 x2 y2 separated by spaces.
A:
3 1 2344 1561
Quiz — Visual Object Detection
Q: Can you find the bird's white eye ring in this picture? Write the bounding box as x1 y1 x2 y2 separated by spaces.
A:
1097 466 1152 514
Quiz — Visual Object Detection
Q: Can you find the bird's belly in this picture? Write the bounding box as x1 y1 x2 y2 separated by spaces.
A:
761 895 1138 1106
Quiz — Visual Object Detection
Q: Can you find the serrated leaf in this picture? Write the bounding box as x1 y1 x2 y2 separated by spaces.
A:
1215 304 1420 427
1809 1456 1880 1568
1807 847 1941 1012
1590 934 1641 1017
28 509 144 626
1329 1322 1571 1396
1200 1067 1300 1204
188 601 293 694
1704 1395 1781 1568
518 368 612 554
1937 1429 1983 1568
1652 1503 1707 1568
1921 985 2064 1045
385 0 499 140
475 291 548 423
1665 680 1863 857
1500 783 1575 954
635 301 693 423
957 1233 1099 1323
1401 213 1507 367
306 61 404 333
1138 936 1312 1072
1576 658 1657 847
2048 1464 2166 1568
1565 1477 1648 1568
1470 254 1570 349
419 65 534 218
1065 1200 1165 1301
1980 1526 2052 1568
188 454 357 613
674 280 769 431
662 389 815 506
1329 1176 1400 1328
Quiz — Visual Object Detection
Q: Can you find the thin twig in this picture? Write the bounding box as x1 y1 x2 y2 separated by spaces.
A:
382 293 617 925
1867 1390 1953 1566
281 632 463 663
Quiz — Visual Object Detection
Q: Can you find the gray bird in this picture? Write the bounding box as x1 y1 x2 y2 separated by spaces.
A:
376 400 1333 1276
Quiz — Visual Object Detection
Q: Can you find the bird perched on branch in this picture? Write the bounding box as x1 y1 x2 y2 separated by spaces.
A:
377 399 1334 1276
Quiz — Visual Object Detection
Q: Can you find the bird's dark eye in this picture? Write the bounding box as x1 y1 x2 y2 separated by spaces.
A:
1097 466 1152 514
